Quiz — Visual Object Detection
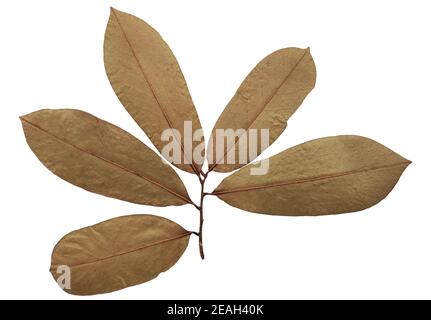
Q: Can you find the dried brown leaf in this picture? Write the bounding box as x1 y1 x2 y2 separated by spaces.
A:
104 8 204 174
208 47 316 172
213 135 410 215
20 109 191 206
50 214 190 295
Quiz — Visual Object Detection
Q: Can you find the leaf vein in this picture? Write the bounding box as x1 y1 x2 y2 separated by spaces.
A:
210 48 310 171
111 9 200 175
212 161 410 195
51 232 191 269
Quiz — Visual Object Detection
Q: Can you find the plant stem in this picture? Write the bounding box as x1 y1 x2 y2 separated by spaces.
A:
198 172 208 259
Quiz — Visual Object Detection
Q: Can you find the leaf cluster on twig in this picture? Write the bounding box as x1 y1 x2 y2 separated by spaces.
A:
20 8 410 295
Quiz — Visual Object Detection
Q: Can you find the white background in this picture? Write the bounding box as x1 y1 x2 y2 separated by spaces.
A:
1 0 430 299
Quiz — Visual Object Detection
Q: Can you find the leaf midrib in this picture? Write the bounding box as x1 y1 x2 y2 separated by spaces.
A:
21 117 191 205
111 9 200 175
212 161 410 195
51 232 191 269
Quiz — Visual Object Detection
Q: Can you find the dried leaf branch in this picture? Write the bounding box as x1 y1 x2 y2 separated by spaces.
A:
20 7 410 295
